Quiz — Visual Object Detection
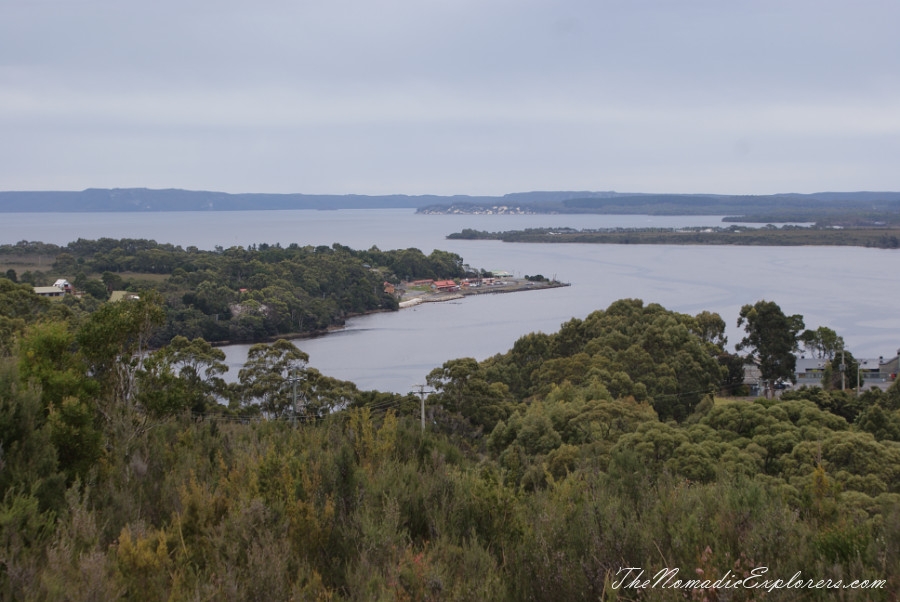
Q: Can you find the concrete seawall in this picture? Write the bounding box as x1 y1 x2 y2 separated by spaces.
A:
398 280 569 308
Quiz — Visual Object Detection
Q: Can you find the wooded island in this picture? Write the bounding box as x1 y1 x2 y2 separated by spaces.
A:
448 225 900 248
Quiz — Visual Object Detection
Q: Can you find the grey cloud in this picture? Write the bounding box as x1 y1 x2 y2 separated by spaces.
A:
1 0 898 194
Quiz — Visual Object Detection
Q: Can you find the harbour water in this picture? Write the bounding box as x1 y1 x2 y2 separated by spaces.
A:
4 209 899 393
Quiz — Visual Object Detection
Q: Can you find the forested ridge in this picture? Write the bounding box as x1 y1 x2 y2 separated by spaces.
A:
5 188 900 228
1 239 470 345
421 192 900 226
2 276 898 600
448 226 900 249
0 189 496 212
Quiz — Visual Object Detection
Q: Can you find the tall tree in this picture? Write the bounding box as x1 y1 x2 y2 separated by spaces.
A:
17 321 103 481
427 357 513 431
137 336 229 417
736 300 804 398
69 292 166 469
76 291 166 413
238 339 309 418
689 310 728 354
799 326 845 359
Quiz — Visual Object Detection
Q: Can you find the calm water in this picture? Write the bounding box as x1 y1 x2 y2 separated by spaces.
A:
4 210 899 393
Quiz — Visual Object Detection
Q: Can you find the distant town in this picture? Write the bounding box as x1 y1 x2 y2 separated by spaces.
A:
418 204 538 215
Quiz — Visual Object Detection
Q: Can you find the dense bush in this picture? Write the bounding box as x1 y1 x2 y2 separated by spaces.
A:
1 280 897 599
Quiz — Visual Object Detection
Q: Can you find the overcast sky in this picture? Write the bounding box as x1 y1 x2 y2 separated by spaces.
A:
2 0 899 196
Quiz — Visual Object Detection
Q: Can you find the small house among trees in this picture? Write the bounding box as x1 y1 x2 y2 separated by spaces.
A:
33 278 72 297
33 285 65 297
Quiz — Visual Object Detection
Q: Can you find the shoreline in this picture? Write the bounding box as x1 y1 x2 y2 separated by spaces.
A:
398 279 570 307
446 227 900 249
212 280 569 348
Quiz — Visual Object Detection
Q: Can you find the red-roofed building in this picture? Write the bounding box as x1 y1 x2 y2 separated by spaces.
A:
432 279 458 292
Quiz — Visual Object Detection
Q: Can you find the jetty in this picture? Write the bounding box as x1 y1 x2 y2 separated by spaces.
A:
398 277 568 308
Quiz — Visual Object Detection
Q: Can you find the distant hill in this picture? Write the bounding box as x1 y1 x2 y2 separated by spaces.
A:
418 191 900 224
2 188 900 223
0 188 626 212
0 188 499 212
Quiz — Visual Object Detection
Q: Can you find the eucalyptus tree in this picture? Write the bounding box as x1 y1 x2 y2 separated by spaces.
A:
137 336 228 417
427 357 514 431
238 339 309 419
76 290 166 413
736 300 804 398
799 326 845 359
63 291 168 464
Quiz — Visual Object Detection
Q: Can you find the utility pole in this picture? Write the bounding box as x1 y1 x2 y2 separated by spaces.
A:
286 369 303 426
840 350 846 391
410 384 432 434
857 359 861 397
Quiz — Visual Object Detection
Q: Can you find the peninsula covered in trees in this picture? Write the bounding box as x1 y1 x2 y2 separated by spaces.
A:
0 238 474 346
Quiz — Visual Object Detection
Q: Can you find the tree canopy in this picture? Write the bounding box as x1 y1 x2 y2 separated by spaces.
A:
2 238 471 347
800 325 846 359
478 299 726 421
1 265 897 599
737 300 805 397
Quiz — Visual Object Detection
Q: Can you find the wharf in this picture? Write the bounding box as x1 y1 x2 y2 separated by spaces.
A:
398 278 568 308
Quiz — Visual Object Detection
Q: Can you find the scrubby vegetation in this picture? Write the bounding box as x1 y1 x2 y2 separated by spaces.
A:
2 278 898 599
